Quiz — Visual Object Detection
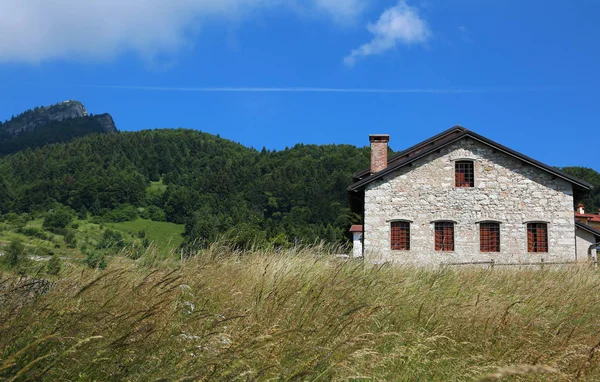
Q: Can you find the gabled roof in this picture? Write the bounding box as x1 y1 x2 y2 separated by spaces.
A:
348 126 592 193
576 221 600 241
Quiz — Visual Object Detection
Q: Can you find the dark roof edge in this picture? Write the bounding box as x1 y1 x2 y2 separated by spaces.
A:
348 129 592 192
576 221 600 240
353 125 466 179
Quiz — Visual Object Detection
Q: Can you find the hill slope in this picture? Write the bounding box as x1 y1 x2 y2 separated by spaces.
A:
0 129 371 246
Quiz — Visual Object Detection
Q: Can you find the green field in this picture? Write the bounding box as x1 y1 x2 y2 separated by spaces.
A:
108 218 184 252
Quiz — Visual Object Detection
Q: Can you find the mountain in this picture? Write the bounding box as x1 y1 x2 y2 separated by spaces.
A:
0 101 117 156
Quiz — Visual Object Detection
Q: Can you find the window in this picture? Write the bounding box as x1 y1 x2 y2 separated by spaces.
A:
527 223 548 252
455 161 474 187
391 221 410 250
435 222 454 251
480 223 500 252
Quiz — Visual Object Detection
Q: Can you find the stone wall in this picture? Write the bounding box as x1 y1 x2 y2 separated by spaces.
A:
363 137 576 265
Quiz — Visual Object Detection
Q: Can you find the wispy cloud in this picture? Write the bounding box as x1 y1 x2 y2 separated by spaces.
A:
458 25 472 43
312 0 367 23
86 85 554 94
344 0 431 66
0 0 368 63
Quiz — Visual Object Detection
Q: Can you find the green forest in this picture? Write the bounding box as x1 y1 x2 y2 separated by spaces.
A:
0 128 372 252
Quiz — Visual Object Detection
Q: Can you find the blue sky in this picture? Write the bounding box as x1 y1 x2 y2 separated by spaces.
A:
0 0 598 169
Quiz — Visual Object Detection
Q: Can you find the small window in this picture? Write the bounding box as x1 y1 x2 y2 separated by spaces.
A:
435 222 454 251
455 161 474 187
527 223 548 252
391 221 410 250
480 223 500 252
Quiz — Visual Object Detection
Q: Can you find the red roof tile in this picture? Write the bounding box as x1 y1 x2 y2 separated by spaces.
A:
349 225 363 233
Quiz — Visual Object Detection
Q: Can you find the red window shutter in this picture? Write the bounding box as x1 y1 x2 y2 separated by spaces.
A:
456 170 466 187
527 223 547 252
435 222 454 251
391 222 410 250
490 227 499 252
536 226 547 252
480 225 489 251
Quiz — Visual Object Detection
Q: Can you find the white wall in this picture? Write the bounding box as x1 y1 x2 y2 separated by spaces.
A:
576 229 598 261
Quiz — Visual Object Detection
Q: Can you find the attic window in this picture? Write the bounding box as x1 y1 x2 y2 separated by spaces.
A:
455 161 474 187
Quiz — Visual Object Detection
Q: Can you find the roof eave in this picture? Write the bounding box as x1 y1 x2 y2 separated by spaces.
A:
576 221 600 241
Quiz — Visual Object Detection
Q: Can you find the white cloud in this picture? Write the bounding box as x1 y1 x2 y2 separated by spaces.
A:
0 0 367 63
344 0 431 66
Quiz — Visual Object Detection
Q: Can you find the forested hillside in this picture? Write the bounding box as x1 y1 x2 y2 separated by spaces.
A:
561 166 600 213
0 129 371 248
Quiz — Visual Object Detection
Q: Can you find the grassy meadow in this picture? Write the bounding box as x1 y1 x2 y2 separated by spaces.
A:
2 245 600 380
108 218 185 253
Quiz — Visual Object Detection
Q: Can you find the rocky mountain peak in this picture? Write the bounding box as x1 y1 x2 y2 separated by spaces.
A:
0 100 96 136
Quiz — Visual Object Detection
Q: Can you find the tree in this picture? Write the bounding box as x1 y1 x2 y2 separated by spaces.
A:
43 208 74 229
46 254 61 275
78 205 88 220
5 240 24 269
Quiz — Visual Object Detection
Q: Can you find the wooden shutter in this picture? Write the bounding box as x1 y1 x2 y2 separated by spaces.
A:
391 222 410 250
480 223 500 252
435 222 454 251
527 223 548 252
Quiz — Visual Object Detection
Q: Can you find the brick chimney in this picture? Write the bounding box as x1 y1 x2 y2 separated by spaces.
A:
577 204 585 214
370 134 390 174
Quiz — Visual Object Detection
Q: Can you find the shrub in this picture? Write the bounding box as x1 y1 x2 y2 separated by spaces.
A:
4 240 24 269
46 254 61 275
3 213 26 230
18 227 41 237
43 208 73 229
84 251 107 270
96 229 126 250
89 216 105 224
138 207 150 220
148 206 166 222
103 204 138 223
46 227 68 236
78 205 88 220
64 230 77 248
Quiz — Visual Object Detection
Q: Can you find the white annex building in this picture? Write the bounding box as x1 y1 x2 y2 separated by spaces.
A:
347 126 600 265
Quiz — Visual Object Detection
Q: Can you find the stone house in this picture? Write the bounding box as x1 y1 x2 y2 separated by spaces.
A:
347 126 600 265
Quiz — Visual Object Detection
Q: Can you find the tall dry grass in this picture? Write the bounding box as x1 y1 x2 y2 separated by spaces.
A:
2 245 600 380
